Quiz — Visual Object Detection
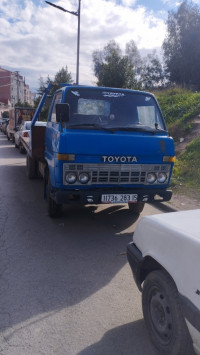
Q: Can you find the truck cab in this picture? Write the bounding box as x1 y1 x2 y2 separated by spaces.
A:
25 84 175 217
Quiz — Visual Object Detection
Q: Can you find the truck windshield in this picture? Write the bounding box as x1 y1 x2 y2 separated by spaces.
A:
65 88 166 132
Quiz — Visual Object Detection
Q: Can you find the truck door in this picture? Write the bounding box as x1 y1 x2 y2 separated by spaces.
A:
45 92 62 157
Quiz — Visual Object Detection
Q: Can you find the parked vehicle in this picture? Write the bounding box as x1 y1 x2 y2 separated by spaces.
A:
21 83 175 217
1 118 9 134
127 210 200 355
0 118 4 130
14 121 31 153
8 107 35 143
6 123 12 140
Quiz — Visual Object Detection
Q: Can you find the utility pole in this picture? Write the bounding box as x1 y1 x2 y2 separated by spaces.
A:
45 0 81 85
16 71 19 104
76 0 81 85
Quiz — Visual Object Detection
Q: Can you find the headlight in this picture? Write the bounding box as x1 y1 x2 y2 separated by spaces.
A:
157 172 167 183
65 172 77 184
147 172 157 184
78 172 90 184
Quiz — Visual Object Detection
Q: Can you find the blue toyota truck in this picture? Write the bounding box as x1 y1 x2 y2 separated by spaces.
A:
22 84 175 217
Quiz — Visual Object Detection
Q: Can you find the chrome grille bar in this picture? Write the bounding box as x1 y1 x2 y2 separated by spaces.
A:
63 163 171 185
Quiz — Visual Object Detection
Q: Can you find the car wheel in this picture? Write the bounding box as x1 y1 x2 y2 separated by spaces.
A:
128 202 144 215
47 176 62 218
142 270 194 355
19 143 25 154
26 154 37 179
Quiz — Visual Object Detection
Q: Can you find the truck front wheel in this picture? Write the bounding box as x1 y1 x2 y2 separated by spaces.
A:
47 177 62 218
142 270 194 355
128 202 144 215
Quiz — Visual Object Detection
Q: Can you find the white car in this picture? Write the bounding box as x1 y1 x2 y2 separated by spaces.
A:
127 209 200 355
14 121 47 153
14 120 31 153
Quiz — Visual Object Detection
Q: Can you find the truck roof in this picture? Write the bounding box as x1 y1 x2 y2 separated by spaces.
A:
58 84 155 98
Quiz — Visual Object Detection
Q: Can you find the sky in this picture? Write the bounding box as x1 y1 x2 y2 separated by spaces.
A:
0 0 200 92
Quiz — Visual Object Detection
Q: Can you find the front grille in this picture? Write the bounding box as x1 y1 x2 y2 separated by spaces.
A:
63 163 171 185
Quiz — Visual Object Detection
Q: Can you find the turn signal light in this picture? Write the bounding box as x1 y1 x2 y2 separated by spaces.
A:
57 154 75 161
163 156 176 163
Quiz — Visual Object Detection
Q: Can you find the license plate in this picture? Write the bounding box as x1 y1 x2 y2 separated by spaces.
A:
101 194 138 204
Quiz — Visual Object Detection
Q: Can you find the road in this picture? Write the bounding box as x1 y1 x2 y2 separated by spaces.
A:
0 132 161 355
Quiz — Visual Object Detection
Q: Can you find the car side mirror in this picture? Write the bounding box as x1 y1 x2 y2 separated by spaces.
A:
56 103 70 123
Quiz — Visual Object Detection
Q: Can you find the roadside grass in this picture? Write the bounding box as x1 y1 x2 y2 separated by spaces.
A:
172 137 200 188
154 88 200 190
155 87 200 126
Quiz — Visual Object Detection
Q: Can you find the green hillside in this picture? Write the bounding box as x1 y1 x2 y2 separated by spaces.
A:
155 88 200 191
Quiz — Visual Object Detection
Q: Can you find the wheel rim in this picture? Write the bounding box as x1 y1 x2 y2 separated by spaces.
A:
149 286 173 344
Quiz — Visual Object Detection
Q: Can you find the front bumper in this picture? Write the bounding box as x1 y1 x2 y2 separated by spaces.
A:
127 242 144 291
50 187 172 205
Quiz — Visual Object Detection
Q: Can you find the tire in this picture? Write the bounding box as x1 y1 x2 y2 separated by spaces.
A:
47 176 62 218
26 154 37 179
142 270 194 355
128 202 144 215
19 143 26 154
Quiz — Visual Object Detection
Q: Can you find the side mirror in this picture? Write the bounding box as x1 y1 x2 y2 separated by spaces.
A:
56 103 70 123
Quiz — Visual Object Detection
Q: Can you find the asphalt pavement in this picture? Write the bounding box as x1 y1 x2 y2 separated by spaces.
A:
0 132 162 355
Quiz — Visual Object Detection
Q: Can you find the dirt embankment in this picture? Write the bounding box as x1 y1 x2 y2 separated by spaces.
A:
173 116 200 155
167 116 200 211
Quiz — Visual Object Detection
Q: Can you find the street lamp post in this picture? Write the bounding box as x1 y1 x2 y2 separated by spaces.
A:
45 0 81 85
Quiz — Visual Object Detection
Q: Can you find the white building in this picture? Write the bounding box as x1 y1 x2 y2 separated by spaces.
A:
0 67 34 109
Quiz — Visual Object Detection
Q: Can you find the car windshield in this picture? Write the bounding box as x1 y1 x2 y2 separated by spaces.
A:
64 88 166 132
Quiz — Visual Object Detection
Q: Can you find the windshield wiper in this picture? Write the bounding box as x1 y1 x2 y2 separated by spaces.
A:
67 123 114 133
108 125 167 134
107 126 156 133
154 126 167 133
67 123 167 134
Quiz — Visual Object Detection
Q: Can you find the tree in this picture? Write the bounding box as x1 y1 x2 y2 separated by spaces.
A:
163 0 200 89
92 40 137 89
125 40 143 77
14 101 33 108
37 75 52 95
2 111 9 118
54 66 73 84
37 65 73 96
36 65 73 120
141 51 165 89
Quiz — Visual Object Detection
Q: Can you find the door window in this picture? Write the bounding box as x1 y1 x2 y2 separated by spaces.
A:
50 92 62 122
